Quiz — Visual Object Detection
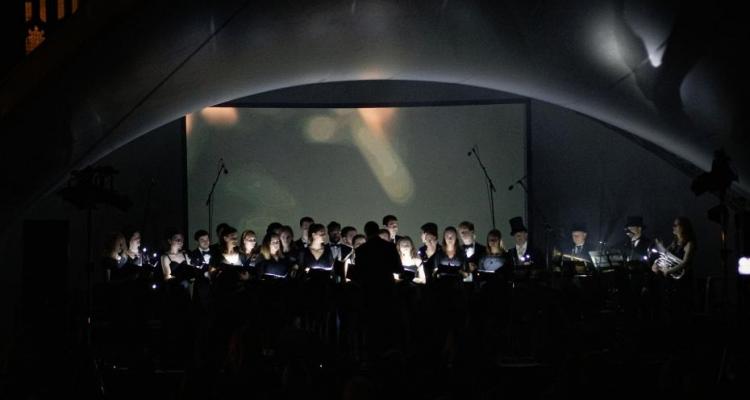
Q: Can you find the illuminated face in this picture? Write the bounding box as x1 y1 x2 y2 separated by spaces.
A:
386 220 399 238
444 230 458 247
312 229 327 243
379 231 390 241
458 227 475 245
672 220 681 236
243 234 257 250
225 232 238 248
197 234 210 250
626 226 642 239
572 231 587 246
170 234 184 250
513 231 527 246
487 235 501 250
129 232 141 249
269 236 281 253
398 240 412 256
353 237 366 248
343 230 357 246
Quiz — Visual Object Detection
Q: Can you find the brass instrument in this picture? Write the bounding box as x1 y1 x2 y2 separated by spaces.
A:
653 250 685 280
651 238 685 279
553 248 590 264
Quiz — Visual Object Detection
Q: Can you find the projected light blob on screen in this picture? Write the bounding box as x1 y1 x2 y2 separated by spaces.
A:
186 105 526 241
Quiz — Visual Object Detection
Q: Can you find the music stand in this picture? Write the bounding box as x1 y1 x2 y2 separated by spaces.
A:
589 249 624 271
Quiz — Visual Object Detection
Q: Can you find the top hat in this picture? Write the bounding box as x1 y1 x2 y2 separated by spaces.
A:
570 223 588 233
509 216 528 235
624 216 645 228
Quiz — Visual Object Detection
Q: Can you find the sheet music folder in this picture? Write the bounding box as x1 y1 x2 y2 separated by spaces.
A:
589 250 624 270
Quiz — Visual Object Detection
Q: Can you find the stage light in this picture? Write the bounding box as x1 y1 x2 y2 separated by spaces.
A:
200 107 238 126
739 257 750 275
185 113 194 135
151 284 158 290
305 115 337 142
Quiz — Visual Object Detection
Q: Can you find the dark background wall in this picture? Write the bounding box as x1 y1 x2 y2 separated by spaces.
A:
528 100 723 277
0 119 185 370
0 96 734 370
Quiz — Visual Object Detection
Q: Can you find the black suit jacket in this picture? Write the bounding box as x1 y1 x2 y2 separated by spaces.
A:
189 247 213 267
622 235 653 263
462 242 487 266
564 243 594 263
353 237 401 294
507 245 544 270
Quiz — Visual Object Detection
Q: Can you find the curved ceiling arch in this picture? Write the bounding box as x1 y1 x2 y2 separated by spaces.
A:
2 0 745 217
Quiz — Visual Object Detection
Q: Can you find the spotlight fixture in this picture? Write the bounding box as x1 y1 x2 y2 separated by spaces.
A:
739 257 750 276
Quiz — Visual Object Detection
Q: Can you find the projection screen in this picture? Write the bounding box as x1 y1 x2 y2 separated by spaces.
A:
186 104 526 242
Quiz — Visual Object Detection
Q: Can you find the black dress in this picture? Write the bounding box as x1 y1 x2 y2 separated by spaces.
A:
162 253 194 366
301 245 335 279
164 253 195 298
102 255 129 282
239 251 260 279
418 244 442 282
429 249 468 339
256 254 293 348
432 249 467 282
660 242 694 323
257 254 293 280
401 263 419 283
299 246 336 334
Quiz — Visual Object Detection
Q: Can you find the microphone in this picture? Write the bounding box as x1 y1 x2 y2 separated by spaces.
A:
467 146 475 157
220 158 229 174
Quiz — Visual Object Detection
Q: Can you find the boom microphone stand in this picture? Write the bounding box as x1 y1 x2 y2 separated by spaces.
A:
468 145 497 229
509 177 561 272
206 159 229 239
